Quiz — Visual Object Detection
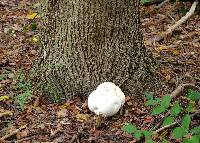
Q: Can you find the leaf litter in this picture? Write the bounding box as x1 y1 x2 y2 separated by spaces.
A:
0 0 200 142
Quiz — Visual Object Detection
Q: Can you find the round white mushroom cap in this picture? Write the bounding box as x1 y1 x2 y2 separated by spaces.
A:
88 82 125 117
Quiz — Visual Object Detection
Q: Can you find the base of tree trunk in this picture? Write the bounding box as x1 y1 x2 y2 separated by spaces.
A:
32 0 164 103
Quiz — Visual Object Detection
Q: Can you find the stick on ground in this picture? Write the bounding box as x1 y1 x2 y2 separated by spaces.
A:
155 109 200 133
154 0 199 42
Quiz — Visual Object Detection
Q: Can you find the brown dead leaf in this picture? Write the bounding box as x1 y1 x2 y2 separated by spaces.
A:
23 62 32 70
16 129 29 139
125 96 131 102
144 116 154 123
165 74 171 81
81 101 88 110
29 50 37 56
57 109 68 118
129 139 137 143
127 101 133 106
0 79 12 84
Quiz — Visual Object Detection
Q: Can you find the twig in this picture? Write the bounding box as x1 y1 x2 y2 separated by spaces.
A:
155 122 177 133
155 0 170 9
0 125 27 140
154 0 199 42
155 109 200 133
152 111 170 130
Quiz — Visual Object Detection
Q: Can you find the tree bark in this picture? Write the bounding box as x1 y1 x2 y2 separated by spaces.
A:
33 0 162 102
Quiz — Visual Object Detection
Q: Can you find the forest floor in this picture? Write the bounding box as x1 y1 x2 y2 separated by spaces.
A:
0 0 200 143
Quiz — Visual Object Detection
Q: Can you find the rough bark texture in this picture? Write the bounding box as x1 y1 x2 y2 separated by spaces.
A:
33 0 162 102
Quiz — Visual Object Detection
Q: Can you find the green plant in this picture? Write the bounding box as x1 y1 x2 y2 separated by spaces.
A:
122 90 200 143
14 71 33 111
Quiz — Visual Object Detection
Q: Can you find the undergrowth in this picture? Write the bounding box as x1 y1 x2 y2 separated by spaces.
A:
14 70 33 111
122 90 200 143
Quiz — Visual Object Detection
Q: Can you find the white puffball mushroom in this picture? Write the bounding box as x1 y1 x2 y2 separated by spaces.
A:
88 82 125 117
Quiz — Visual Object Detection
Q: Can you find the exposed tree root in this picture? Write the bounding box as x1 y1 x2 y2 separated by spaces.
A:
154 0 199 42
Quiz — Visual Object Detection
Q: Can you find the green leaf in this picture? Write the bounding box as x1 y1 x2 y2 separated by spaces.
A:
142 130 153 139
161 95 172 108
145 139 155 143
162 116 174 126
145 100 158 106
181 114 191 129
15 90 32 110
134 130 143 139
170 102 182 117
172 127 188 139
187 89 200 101
155 98 161 104
186 102 196 112
151 105 166 115
23 25 29 32
190 126 200 135
122 123 137 134
144 92 154 100
31 22 37 31
183 135 200 143
0 74 5 81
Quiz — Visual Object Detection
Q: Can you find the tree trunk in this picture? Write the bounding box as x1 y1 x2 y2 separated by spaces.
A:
33 0 162 102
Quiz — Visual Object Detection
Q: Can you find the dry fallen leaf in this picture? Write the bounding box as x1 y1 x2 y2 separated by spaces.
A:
158 46 168 51
75 113 90 122
0 110 13 118
32 36 39 43
57 109 68 118
26 12 40 19
0 95 10 101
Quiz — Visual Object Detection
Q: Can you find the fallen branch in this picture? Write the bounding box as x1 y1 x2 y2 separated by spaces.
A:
154 0 199 42
0 125 27 140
